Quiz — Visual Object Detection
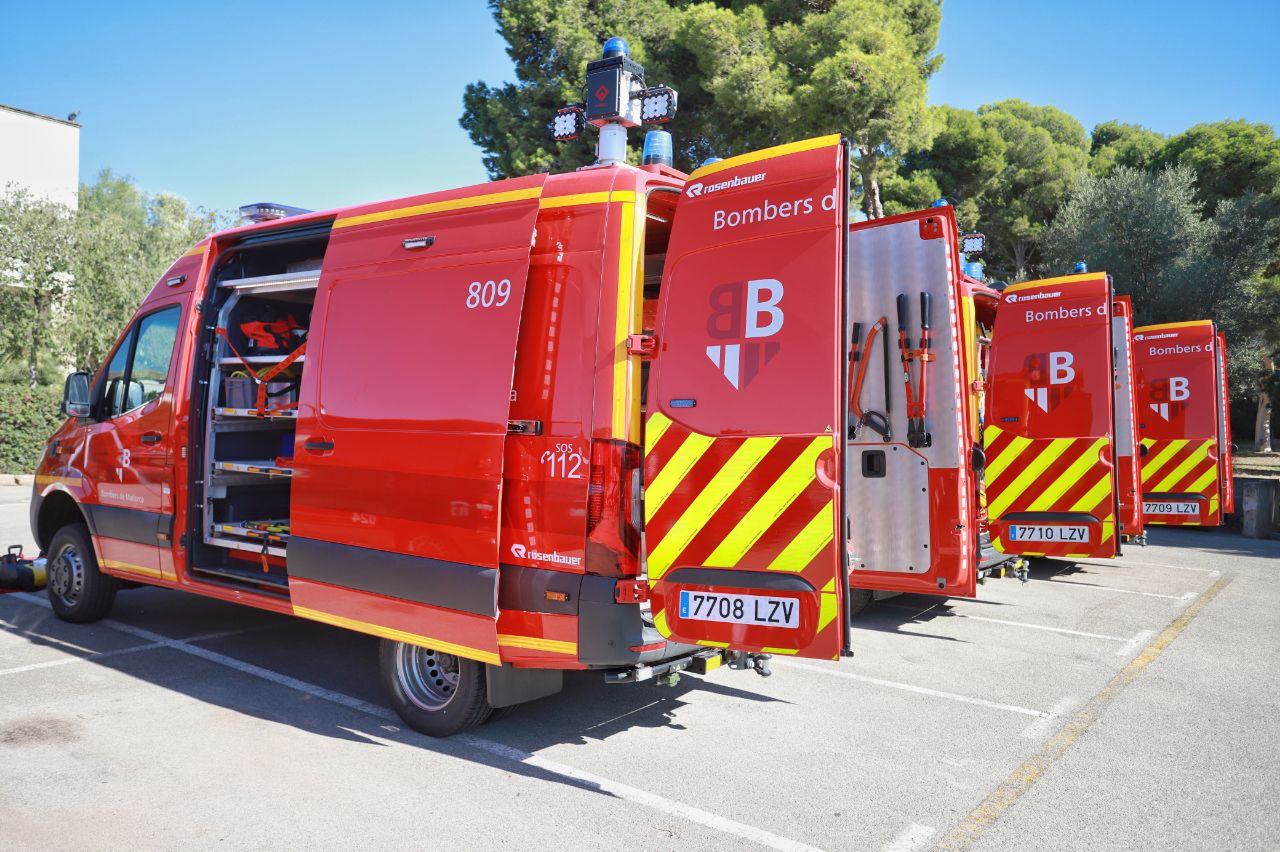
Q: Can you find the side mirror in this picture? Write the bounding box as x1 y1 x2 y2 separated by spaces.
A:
62 372 92 418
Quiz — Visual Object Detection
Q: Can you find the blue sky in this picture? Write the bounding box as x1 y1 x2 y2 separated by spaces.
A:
3 0 1276 214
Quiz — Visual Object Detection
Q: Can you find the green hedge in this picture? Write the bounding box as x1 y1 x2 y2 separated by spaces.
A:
0 383 65 473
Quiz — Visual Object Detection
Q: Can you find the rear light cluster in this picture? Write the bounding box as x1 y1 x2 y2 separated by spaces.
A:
585 438 643 577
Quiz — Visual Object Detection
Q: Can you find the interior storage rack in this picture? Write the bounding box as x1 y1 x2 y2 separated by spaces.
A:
202 267 317 564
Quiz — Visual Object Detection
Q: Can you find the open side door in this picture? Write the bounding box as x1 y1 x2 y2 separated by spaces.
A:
1135 320 1223 526
644 135 848 661
1112 296 1144 540
984 272 1119 558
288 176 546 664
845 208 980 597
1216 332 1235 514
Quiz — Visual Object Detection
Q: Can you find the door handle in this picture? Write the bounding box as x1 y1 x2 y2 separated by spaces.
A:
141 432 163 445
304 439 335 453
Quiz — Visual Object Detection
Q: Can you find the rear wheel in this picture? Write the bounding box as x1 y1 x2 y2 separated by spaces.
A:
848 587 874 617
46 523 117 623
379 639 492 737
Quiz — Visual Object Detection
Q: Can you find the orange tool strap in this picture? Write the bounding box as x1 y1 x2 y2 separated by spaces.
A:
849 317 891 441
216 328 306 416
895 293 935 449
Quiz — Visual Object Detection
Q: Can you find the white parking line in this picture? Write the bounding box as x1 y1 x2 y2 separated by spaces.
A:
933 612 1132 642
1019 695 1079 740
1041 579 1189 600
9 594 823 852
881 823 937 852
0 625 272 677
1061 557 1220 576
1115 629 1155 658
772 659 1053 719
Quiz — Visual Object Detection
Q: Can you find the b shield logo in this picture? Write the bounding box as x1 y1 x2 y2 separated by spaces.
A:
705 278 784 389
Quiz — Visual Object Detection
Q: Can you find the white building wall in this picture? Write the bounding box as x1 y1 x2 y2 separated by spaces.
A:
0 104 80 209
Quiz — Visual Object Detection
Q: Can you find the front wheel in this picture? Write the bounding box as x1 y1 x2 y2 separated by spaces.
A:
379 639 493 737
848 587 874 617
46 523 117 623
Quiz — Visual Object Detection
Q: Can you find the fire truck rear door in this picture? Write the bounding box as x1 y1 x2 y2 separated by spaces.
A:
1112 296 1144 539
985 273 1120 558
644 135 849 661
1135 321 1222 526
846 208 980 598
288 177 545 660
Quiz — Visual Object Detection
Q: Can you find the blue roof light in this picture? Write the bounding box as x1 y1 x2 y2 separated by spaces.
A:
602 37 630 58
1074 261 1088 273
931 198 949 207
642 130 674 167
703 156 723 167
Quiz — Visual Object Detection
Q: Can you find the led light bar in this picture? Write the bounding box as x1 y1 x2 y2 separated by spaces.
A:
239 203 312 223
552 106 588 141
961 232 986 254
639 86 678 124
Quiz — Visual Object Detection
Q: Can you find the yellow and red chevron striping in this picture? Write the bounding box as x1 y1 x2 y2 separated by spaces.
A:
1139 438 1220 525
642 412 843 658
983 425 1117 557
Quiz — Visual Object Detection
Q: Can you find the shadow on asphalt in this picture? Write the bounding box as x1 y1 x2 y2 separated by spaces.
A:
0 584 788 772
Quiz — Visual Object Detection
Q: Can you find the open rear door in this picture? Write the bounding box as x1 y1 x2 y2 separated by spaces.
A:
1112 296 1145 540
1134 320 1223 526
845 208 981 597
1216 332 1235 514
644 135 848 661
985 272 1120 558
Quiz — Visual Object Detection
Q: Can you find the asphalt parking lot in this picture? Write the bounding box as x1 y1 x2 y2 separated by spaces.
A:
2 483 1277 851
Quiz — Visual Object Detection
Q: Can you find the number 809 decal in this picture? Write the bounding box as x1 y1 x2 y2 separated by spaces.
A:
466 278 511 309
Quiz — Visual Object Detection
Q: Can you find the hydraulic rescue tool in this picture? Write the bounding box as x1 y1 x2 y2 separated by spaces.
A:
848 316 892 441
896 292 934 448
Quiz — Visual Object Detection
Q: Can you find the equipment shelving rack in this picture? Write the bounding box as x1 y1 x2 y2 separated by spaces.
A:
201 268 317 561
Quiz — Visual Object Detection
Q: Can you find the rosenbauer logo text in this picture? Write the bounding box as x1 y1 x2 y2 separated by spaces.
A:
509 543 582 567
685 172 765 198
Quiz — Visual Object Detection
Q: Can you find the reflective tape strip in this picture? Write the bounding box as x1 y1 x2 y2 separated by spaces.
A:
1025 439 1107 512
644 431 717 522
817 586 840 632
688 135 840 181
182 244 207 257
293 606 501 665
985 433 1033 484
1069 473 1113 514
988 438 1075 519
766 500 834 572
612 200 638 439
1186 465 1218 495
497 634 577 655
1141 439 1189 485
646 437 781 580
333 186 543 229
101 559 164 579
704 437 828 568
1153 440 1213 492
1209 494 1219 517
645 412 672 453
539 190 637 209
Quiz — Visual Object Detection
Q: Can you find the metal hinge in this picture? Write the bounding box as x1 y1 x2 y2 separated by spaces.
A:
614 579 650 604
626 333 657 358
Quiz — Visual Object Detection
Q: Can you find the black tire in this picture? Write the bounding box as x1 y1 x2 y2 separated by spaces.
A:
46 523 117 623
379 639 492 737
848 587 874 618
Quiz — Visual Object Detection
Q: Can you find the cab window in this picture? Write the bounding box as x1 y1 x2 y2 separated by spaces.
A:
100 306 181 419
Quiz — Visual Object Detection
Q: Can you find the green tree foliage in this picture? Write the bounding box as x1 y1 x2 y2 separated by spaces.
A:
1041 165 1276 418
0 187 75 387
461 0 943 217
0 383 64 472
70 170 221 371
1089 120 1164 176
884 100 1089 280
1153 119 1280 214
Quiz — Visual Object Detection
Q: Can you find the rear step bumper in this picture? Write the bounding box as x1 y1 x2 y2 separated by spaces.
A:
604 647 727 684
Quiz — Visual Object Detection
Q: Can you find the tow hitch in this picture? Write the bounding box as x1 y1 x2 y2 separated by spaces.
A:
727 650 772 677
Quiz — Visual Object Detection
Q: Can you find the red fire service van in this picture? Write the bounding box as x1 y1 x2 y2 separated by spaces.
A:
1134 320 1234 526
982 272 1124 559
31 39 979 735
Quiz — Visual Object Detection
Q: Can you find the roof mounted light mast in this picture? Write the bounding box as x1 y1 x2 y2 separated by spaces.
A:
551 37 678 167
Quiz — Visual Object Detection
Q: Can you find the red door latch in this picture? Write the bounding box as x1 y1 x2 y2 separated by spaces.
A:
614 579 650 603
